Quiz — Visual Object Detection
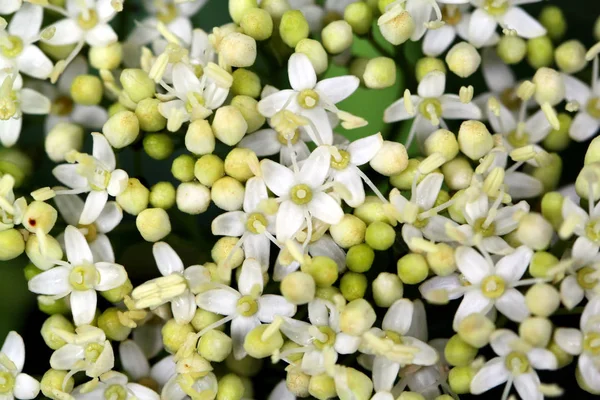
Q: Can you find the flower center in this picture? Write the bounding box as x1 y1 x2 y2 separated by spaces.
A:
483 0 509 16
480 275 506 299
290 184 313 205
418 98 442 123
473 217 496 237
73 154 111 190
69 264 99 291
576 266 598 290
246 213 268 234
85 342 104 363
313 326 336 350
236 295 258 317
0 371 15 394
384 330 404 345
441 5 462 25
330 150 351 170
506 130 530 148
0 96 17 120
104 384 128 400
505 351 530 375
583 332 600 356
77 10 99 30
0 36 23 58
51 96 74 117
185 92 205 113
585 219 600 245
276 130 300 145
586 97 600 119
78 223 98 242
412 209 430 229
157 3 178 23
297 89 320 110
500 88 521 111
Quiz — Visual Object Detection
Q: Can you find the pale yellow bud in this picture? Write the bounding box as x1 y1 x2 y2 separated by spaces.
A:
212 105 248 146
441 156 473 190
457 313 495 348
321 21 353 54
330 214 366 249
212 237 244 269
224 148 257 183
116 178 149 216
532 67 565 106
220 32 257 68
446 42 481 78
369 141 408 176
26 234 63 270
44 123 84 162
339 299 376 335
575 162 600 201
424 129 459 161
177 182 211 214
295 39 329 75
211 176 245 211
281 271 315 305
0 229 25 260
102 110 140 149
458 120 493 160
516 212 553 250
555 40 587 74
525 283 560 317
89 42 122 70
136 208 171 242
372 272 403 307
231 95 265 133
377 5 414 46
519 317 553 348
23 201 57 233
229 0 258 24
426 243 456 276
185 120 216 156
363 57 397 89
286 371 310 397
70 75 103 106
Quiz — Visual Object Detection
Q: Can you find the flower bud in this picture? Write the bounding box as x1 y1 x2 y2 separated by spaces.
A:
519 317 553 348
108 102 128 117
280 10 309 48
143 133 173 160
497 35 526 65
26 234 63 270
177 182 211 214
397 253 428 285
398 393 425 400
231 69 262 98
575 162 600 201
212 177 245 211
101 279 133 303
41 314 74 350
136 208 171 242
346 243 375 273
231 95 265 133
24 264 42 281
286 370 310 397
372 272 403 307
549 339 573 368
426 243 456 276
322 20 353 54
541 192 563 230
390 159 422 190
98 307 132 341
363 57 396 89
162 319 194 354
226 354 263 378
229 0 258 24
529 251 559 279
415 57 446 82
199 330 233 362
335 367 373 400
220 32 257 68
0 148 33 187
445 334 477 367
172 154 196 182
457 313 495 348
527 36 554 69
350 58 369 84
344 1 373 35
117 178 149 215
301 256 338 287
448 190 467 224
70 74 103 105
446 42 481 78
260 0 290 21
241 8 273 41
424 129 459 161
212 105 248 146
149 182 176 210
369 140 408 176
192 308 224 332
532 67 564 106
339 299 376 335
458 120 493 160
330 214 366 248
340 272 367 301
185 120 215 156
41 369 74 400
309 374 336 400
378 5 414 46
89 42 122 70
448 366 474 395
135 98 167 132
45 123 84 162
103 110 140 149
224 148 257 182
555 40 587 74
218 373 246 400
23 201 57 233
515 212 553 251
525 283 560 317
543 113 571 152
365 221 396 251
281 271 315 305
354 196 394 224
539 6 566 40
212 237 244 269
244 324 284 358
296 39 329 75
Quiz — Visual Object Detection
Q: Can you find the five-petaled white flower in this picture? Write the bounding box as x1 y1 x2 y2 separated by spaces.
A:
0 331 40 400
71 371 160 400
562 59 600 142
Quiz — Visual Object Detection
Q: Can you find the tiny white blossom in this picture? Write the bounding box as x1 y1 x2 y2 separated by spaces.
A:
72 371 159 400
0 331 40 400
562 57 600 142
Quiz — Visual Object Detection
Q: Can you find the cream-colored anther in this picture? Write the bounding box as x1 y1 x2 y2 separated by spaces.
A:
156 21 181 45
566 101 579 112
205 62 233 88
31 187 56 202
261 316 284 342
418 153 446 174
482 167 505 198
337 111 368 129
409 237 438 253
404 89 415 116
459 85 474 103
487 96 501 117
541 103 560 130
516 81 535 101
131 274 187 308
586 42 600 61
510 145 537 162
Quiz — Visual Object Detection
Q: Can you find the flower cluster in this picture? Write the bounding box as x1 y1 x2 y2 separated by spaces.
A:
0 0 600 399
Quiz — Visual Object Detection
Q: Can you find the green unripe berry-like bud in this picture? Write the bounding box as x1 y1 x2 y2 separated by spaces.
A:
426 243 456 276
533 67 565 106
231 95 265 133
279 10 309 48
448 366 474 394
344 2 373 35
397 253 429 285
281 271 315 305
38 296 70 315
525 283 560 317
398 393 425 400
370 141 408 176
212 177 245 211
555 40 587 74
424 128 459 161
177 182 211 214
378 6 414 46
529 251 559 279
229 0 258 24
458 120 493 160
23 201 57 234
231 70 262 98
185 120 215 156
363 57 396 89
41 314 74 350
286 370 310 397
390 159 422 190
346 243 375 273
302 256 338 287
192 309 224 332
296 39 329 75
350 58 369 85
353 196 395 224
457 313 495 348
213 105 248 146
586 136 600 165
340 272 367 301
527 36 554 69
415 57 446 82
372 272 403 307
365 221 396 251
120 68 155 103
24 264 42 281
315 286 344 305
446 42 481 78
45 122 84 163
220 32 257 68
143 133 173 160
543 113 571 152
136 208 171 242
241 8 273 41
339 299 376 335
497 35 526 65
0 148 33 187
117 178 149 216
149 182 176 209
135 98 167 132
98 307 132 341
218 373 245 400
244 324 284 358
108 102 128 117
199 330 233 362
41 369 74 399
212 237 245 269
445 334 477 367
516 212 553 250
224 148 257 182
26 234 63 270
70 74 103 105
162 319 194 354
260 0 290 21
103 110 140 149
576 163 600 201
335 367 374 400
539 6 566 41
330 214 366 249
541 192 563 230
519 316 552 348
309 374 336 400
225 354 263 377
322 20 353 54
378 0 396 14
172 154 196 182
101 278 133 303
89 42 122 70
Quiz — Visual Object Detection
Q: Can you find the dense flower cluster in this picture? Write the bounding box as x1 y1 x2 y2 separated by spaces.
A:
0 0 599 399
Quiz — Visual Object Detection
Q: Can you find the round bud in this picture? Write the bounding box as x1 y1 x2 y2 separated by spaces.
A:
108 102 128 117
576 163 600 201
586 136 600 166
101 279 133 303
339 299 376 335
525 283 560 317
398 393 425 400
24 264 42 281
149 182 176 209
340 272 367 301
0 148 33 187
136 208 171 242
22 201 57 233
543 113 571 152
45 123 84 162
229 0 258 24
426 243 456 276
41 369 74 399
244 324 284 358
98 307 132 341
143 133 174 160
372 272 403 307
120 69 155 103
192 309 224 332
212 237 245 269
301 256 338 287
89 42 122 70
117 178 149 215
527 36 554 69
199 330 233 362
186 120 215 156
346 243 375 272
26 234 63 270
162 319 194 354
516 212 553 251
103 110 140 149
555 40 587 74
539 6 566 40
390 159 422 190
286 371 310 397
397 253 429 285
309 374 336 400
280 10 309 47
448 190 467 224
281 271 315 305
322 20 353 54
445 42 481 78
529 251 559 279
218 373 246 400
212 177 245 211
377 6 414 46
38 296 70 315
295 39 328 75
212 105 248 146
330 214 366 248
334 368 374 400
135 98 167 132
344 1 374 35
445 334 477 367
231 95 265 133
497 35 526 65
231 70 262 99
532 67 565 106
350 58 369 84
541 192 563 230
177 182 211 214
457 313 495 348
424 129 459 161
70 74 103 105
41 314 74 350
241 8 273 41
415 57 446 82
353 196 394 224
363 57 396 89
458 120 493 160
224 148 256 182
369 140 408 176
171 154 196 182
259 0 290 21
448 366 474 394
520 318 553 349
365 221 396 251
220 32 257 68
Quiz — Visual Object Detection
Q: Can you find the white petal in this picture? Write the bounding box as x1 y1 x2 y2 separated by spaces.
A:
211 212 246 237
16 46 53 80
238 258 264 296
79 190 109 225
383 96 421 123
440 95 482 120
107 169 128 197
481 236 514 255
95 201 122 233
501 7 546 39
1 332 24 372
243 234 271 269
562 73 591 105
96 0 117 20
28 266 71 296
348 133 383 166
468 9 497 48
288 53 316 91
85 23 118 47
418 71 445 98
260 160 294 197
554 328 582 355
65 225 94 264
53 194 83 226
172 63 202 96
87 339 114 378
406 0 433 40
496 288 529 322
334 332 361 354
95 262 127 291
171 291 196 324
372 356 400 392
470 357 509 394
150 356 176 387
268 381 296 400
257 295 296 322
280 317 313 346
335 168 364 208
493 201 529 235
134 325 164 359
527 348 557 370
581 295 600 332
257 90 296 118
0 117 22 147
382 299 413 335
166 16 192 45
315 75 359 104
578 354 600 392
119 340 150 380
20 88 50 115
406 300 428 342
452 290 493 331
560 275 585 310
570 112 599 142
308 192 344 225
416 173 444 210
0 0 21 14
276 200 305 242
243 177 268 213
231 316 260 359
513 372 542 400
238 129 281 157
43 19 83 46
128 383 160 400
495 246 532 283
71 105 109 129
195 288 239 315
482 47 515 93
403 336 439 366
53 164 88 189
561 197 588 226
455 246 492 284
464 194 489 224
525 109 552 143
505 172 544 199
14 373 39 400
152 242 184 276
308 299 335 327
50 344 85 370
91 133 115 171
490 328 520 356
71 289 97 326
299 146 331 187
302 107 333 145
419 274 463 301
422 25 456 57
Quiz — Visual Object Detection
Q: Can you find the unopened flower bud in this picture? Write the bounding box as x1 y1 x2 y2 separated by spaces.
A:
458 120 493 160
41 314 74 350
330 214 366 248
212 237 244 269
199 330 233 362
296 39 329 74
0 148 32 187
220 32 257 67
365 221 395 251
224 148 257 182
45 123 84 162
135 98 167 132
177 182 211 214
354 196 395 224
426 243 456 276
340 272 367 301
445 334 477 367
497 35 526 64
519 317 553 348
370 140 408 176
516 212 553 250
26 234 63 270
302 256 338 287
185 120 215 156
309 374 336 400
415 57 446 82
192 308 224 332
244 323 284 358
162 319 194 354
526 283 560 317
390 159 422 190
103 110 140 148
543 113 572 151
241 8 273 41
378 5 414 46
424 129 459 161
448 366 475 394
212 105 248 146
108 102 128 117
457 313 495 348
446 42 481 78
335 367 373 400
575 162 600 201
217 373 246 400
212 177 245 211
533 67 565 106
363 57 396 89
101 279 133 303
397 253 428 284
136 208 171 242
346 243 375 273
344 1 373 35
279 10 309 48
322 20 353 54
529 251 559 279
541 192 563 230
41 369 74 400
549 339 573 368
143 133 174 160
281 271 315 305
555 40 587 74
231 69 262 98
527 36 554 69
340 298 376 335
117 178 149 215
350 58 369 84
89 42 122 70
539 6 566 40
23 201 57 233
149 181 176 209
71 74 103 105
231 95 265 133
286 370 310 397
229 0 258 24
98 307 132 341
372 272 403 307
172 154 196 182
259 0 290 21
441 156 473 191
38 296 70 315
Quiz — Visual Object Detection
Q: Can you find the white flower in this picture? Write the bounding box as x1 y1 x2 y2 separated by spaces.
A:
260 146 344 242
238 125 311 167
470 329 557 400
0 0 21 15
422 4 481 57
562 59 600 142
258 52 360 146
474 48 519 116
468 0 545 48
52 132 129 225
72 371 159 400
0 174 26 230
384 71 481 147
0 331 40 400
407 0 469 42
161 371 218 400
28 225 128 326
0 3 53 80
195 258 297 359
560 196 600 247
119 340 176 391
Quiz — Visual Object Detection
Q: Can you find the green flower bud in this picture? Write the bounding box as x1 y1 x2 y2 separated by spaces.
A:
212 237 245 269
296 39 329 75
322 20 353 54
259 0 290 21
301 256 338 287
89 42 122 70
527 36 554 69
330 214 366 249
398 393 425 400
549 339 573 369
426 243 456 276
397 253 429 284
212 177 245 211
24 264 42 281
346 243 375 273
458 120 493 160
162 319 194 354
339 299 376 335
525 284 560 317
529 251 559 279
135 98 167 132
217 373 245 400
231 95 265 133
229 0 258 24
0 148 32 188
586 136 600 166
70 74 103 105
370 141 408 176
497 35 526 64
446 42 481 78
542 113 571 152
415 57 446 82
279 10 309 48
445 334 477 367
23 201 57 234
177 182 211 214
390 159 422 190
120 68 155 104
199 330 233 362
220 32 257 68
344 1 373 35
353 196 395 224
101 278 133 303
541 192 563 230
226 355 263 377
575 163 600 201
45 122 84 162
435 396 453 400
315 286 344 304
457 313 495 348
172 154 196 182
213 105 248 146
26 234 63 270
378 5 414 46
192 309 224 332
539 6 566 41
350 58 369 85
448 366 474 394
340 271 367 301
516 212 553 251
365 221 396 250
108 102 128 117
103 110 140 149
281 271 315 305
286 370 310 397
136 208 171 242
98 307 132 341
38 296 70 315
143 133 174 160
335 367 373 400
185 120 215 156
363 57 396 89
149 182 176 209
448 189 467 224
555 40 587 74
117 178 149 216
372 272 403 307
309 374 336 400
41 314 75 350
231 70 262 99
224 148 257 183
41 369 74 400
519 316 552 348
244 324 284 358
424 128 459 161
533 67 564 106
241 8 273 41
